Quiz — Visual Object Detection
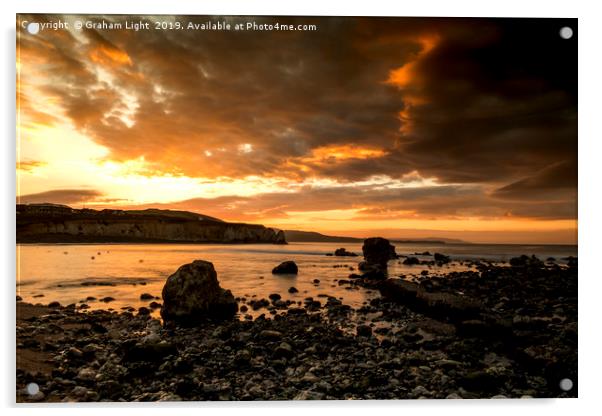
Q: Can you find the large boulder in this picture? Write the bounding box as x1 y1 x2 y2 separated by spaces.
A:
362 237 397 268
160 260 238 324
272 261 298 275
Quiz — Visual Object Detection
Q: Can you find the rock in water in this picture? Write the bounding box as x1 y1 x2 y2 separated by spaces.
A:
334 248 358 257
402 257 420 265
362 237 397 268
509 255 544 268
160 260 238 324
272 261 298 275
434 253 450 264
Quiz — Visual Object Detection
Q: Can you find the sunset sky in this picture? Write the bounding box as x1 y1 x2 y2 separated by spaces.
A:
16 15 577 244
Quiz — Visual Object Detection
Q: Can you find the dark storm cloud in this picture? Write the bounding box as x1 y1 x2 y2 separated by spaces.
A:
18 189 103 205
18 15 577 220
111 182 574 222
396 18 577 187
492 160 577 200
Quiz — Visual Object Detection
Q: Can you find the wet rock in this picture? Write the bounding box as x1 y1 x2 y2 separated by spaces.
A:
90 322 107 334
48 301 61 308
509 255 544 268
379 278 484 322
294 390 325 400
403 257 420 265
100 297 115 303
360 269 386 280
258 330 282 341
362 237 397 268
566 256 577 268
138 307 151 315
334 248 358 257
122 340 177 363
272 261 298 275
76 367 96 381
29 391 46 401
160 260 238 324
67 347 83 358
460 370 502 392
250 298 270 310
288 286 299 293
412 385 430 397
273 342 294 359
356 324 372 337
140 293 154 300
434 253 450 264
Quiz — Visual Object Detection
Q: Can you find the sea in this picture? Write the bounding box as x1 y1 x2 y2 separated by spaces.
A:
16 242 577 317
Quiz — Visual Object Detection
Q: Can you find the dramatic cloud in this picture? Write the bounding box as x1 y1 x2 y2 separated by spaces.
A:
18 189 104 205
102 182 574 223
16 15 577 241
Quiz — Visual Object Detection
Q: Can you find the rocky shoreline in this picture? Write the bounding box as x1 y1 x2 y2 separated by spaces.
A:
16 250 577 402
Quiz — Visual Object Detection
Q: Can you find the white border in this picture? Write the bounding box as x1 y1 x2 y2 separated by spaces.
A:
3 1 602 415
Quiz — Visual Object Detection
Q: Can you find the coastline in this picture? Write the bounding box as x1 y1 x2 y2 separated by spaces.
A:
17 259 577 401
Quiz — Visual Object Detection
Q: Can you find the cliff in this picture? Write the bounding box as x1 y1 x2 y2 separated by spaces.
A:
16 204 286 244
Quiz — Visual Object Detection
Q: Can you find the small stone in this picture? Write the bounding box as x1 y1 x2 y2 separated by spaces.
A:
412 385 430 397
258 330 282 341
288 287 299 293
76 367 96 381
301 372 320 383
273 342 294 359
142 332 161 344
71 385 88 398
140 293 154 300
67 347 83 358
29 391 45 401
356 325 372 337
294 390 325 400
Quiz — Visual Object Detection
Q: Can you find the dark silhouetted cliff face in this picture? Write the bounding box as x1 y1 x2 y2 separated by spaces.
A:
16 204 286 244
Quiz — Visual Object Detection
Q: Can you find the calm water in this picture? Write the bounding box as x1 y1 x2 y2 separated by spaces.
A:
16 242 577 316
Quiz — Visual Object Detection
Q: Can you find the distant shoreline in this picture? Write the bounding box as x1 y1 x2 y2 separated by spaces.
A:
15 240 578 248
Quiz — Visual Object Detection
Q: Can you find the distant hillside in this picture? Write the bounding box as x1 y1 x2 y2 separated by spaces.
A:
284 230 464 245
284 230 363 243
17 204 285 244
